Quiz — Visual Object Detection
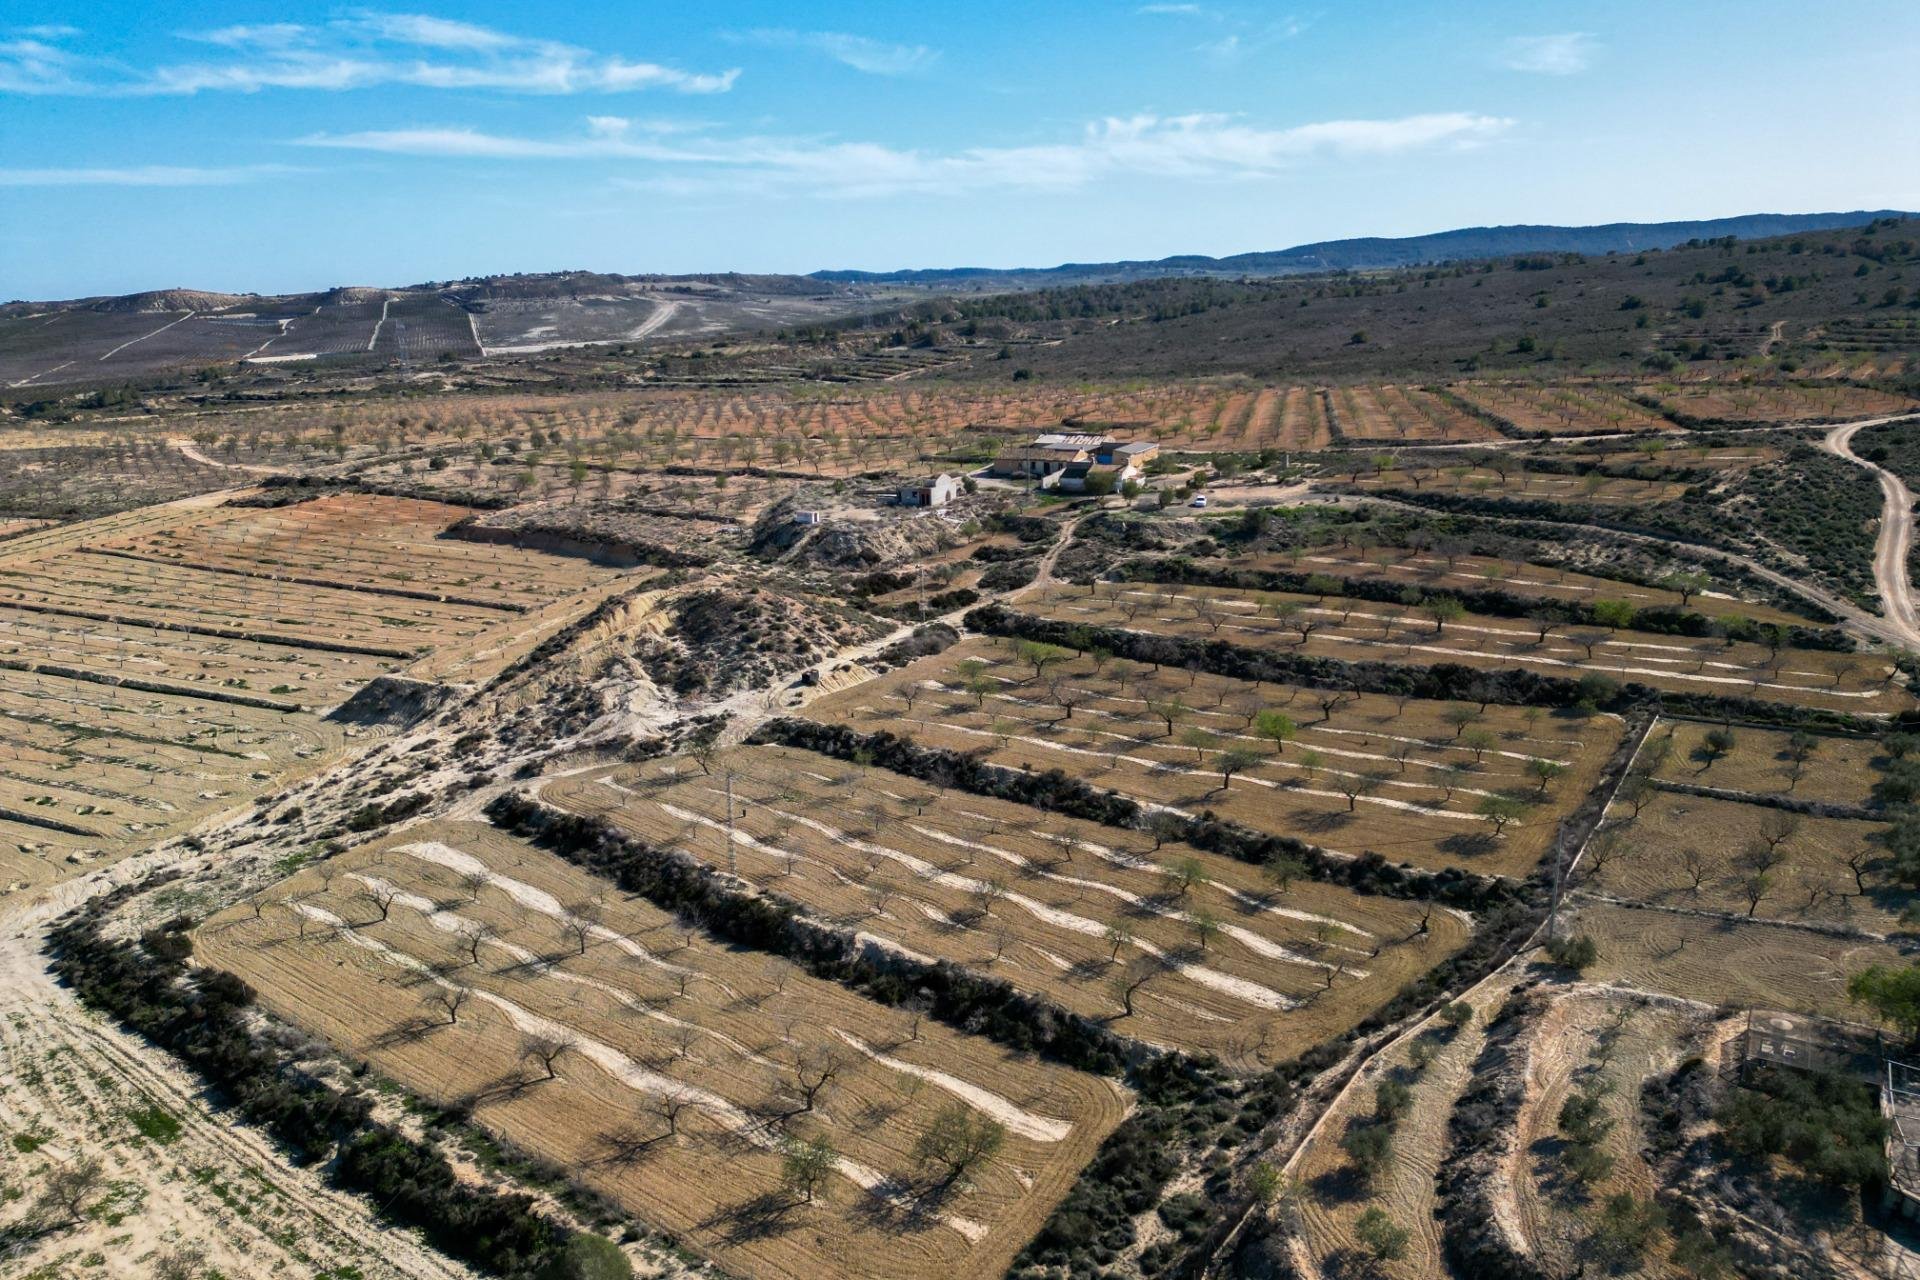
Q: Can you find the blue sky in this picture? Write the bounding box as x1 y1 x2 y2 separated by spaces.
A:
3 1 1917 298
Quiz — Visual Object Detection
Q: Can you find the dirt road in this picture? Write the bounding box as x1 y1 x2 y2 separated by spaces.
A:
0 851 476 1279
1821 416 1920 648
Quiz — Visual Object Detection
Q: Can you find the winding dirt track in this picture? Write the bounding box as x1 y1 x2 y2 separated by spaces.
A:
0 853 475 1279
1821 416 1920 648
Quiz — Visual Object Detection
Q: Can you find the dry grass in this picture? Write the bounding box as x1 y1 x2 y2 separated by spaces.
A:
1571 900 1905 1019
543 743 1470 1068
198 821 1125 1280
805 637 1617 880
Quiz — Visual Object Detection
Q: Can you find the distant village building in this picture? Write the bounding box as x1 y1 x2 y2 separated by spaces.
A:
898 473 960 508
792 509 824 526
1096 439 1159 467
1032 432 1107 452
1057 460 1141 494
989 432 1154 488
989 445 1087 480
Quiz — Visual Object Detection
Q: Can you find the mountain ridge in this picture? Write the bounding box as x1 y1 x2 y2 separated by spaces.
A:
808 210 1918 287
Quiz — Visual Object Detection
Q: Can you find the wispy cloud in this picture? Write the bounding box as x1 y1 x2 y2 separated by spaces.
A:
0 164 288 186
300 109 1513 197
725 29 936 77
1138 4 1212 15
0 13 738 96
1500 32 1597 75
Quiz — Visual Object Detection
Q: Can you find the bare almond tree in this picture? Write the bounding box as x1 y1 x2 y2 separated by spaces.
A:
521 1033 575 1081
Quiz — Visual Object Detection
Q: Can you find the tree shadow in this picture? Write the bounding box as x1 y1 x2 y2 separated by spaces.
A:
1438 831 1499 858
587 1124 670 1169
1306 1163 1370 1207
368 1016 443 1050
1295 807 1359 834
846 1176 952 1237
698 1192 805 1245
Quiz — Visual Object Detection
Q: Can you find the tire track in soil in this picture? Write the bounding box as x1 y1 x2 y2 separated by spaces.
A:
0 861 476 1280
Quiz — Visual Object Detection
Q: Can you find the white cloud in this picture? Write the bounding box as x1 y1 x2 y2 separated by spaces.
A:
1500 33 1597 75
300 109 1514 197
1 12 738 96
0 34 90 93
726 29 936 77
0 164 286 186
1139 4 1211 16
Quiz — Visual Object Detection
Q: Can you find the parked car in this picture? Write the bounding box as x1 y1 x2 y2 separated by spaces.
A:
1189 495 1208 508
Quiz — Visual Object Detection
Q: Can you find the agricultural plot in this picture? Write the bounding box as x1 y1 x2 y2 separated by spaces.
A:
0 442 240 520
0 310 201 388
255 300 387 361
1329 385 1503 443
0 667 348 896
1272 386 1333 450
1295 986 1692 1280
1022 581 1910 714
1642 720 1880 807
1347 462 1689 506
1294 978 1514 1280
1503 995 1694 1279
1265 547 1813 626
102 494 627 613
1592 790 1899 932
1636 382 1915 424
1570 900 1905 1019
1450 383 1676 434
474 297 689 353
369 295 481 362
85 313 282 378
0 492 647 898
0 548 506 657
545 743 1471 1066
802 637 1618 879
198 821 1126 1280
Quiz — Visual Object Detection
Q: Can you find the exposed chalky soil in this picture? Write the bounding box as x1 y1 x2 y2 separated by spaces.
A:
543 744 1472 1067
0 872 474 1280
196 821 1127 1280
804 636 1620 880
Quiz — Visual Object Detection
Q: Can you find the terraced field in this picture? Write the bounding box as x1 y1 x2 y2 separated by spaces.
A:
1329 385 1504 443
802 637 1618 879
1265 547 1814 626
0 492 648 898
1022 581 1908 714
1348 462 1691 506
1450 382 1676 434
1637 381 1915 424
199 821 1127 1280
544 743 1472 1066
1642 719 1880 805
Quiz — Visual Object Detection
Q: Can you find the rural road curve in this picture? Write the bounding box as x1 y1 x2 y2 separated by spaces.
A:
1821 415 1920 649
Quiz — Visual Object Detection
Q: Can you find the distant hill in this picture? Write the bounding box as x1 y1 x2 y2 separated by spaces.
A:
812 211 1918 288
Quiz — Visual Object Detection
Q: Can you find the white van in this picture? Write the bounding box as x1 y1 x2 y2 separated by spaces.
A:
1189 495 1208 508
